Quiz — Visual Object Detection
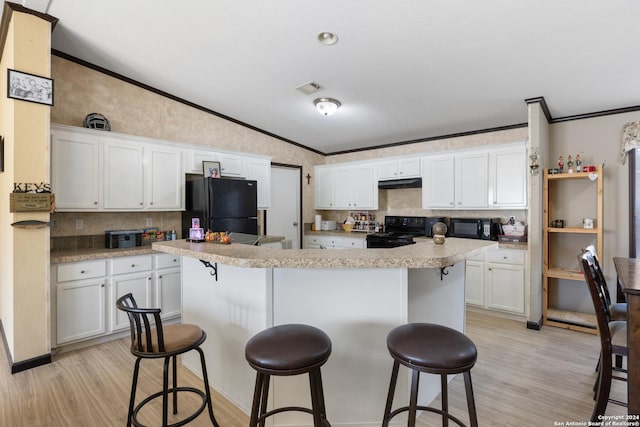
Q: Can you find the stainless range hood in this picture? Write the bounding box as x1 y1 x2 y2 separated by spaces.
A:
378 177 422 189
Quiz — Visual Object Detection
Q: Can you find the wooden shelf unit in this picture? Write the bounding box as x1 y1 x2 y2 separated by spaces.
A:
542 164 603 334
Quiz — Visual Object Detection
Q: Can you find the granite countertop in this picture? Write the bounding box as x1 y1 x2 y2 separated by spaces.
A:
51 235 285 264
152 237 498 269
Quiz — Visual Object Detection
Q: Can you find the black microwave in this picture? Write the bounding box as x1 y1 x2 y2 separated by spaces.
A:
449 218 502 240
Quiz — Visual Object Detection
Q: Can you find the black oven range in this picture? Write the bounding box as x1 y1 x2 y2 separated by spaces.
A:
366 216 447 248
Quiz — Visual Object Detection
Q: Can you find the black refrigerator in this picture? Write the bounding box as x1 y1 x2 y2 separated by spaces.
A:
182 175 258 237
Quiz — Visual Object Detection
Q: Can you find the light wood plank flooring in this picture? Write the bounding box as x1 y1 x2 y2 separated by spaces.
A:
1 311 627 426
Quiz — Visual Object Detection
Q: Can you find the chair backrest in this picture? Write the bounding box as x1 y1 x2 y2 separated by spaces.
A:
578 252 613 347
116 293 166 354
582 245 612 308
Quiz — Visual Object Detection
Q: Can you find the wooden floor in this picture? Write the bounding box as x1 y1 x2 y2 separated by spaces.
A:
0 310 627 426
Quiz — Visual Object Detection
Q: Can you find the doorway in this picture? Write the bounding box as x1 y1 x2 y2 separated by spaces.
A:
266 164 302 249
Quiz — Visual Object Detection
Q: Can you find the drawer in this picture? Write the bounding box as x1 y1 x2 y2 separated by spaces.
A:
57 260 107 282
485 248 525 265
111 255 152 275
306 236 323 245
466 252 485 262
155 253 181 269
342 237 365 249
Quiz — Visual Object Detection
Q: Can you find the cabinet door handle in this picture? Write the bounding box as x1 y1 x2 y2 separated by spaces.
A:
80 270 86 274
131 264 135 267
94 201 98 205
101 284 105 287
139 202 143 206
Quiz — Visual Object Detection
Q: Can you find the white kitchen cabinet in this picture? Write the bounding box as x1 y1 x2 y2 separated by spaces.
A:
304 235 366 249
185 149 217 174
378 157 421 180
103 140 145 209
455 150 488 208
422 154 455 209
110 255 153 332
489 145 527 208
342 237 365 249
51 124 185 212
147 145 183 210
246 157 272 209
54 254 181 347
54 260 108 345
153 254 182 319
333 163 377 210
315 167 335 209
217 152 245 177
51 128 102 210
464 259 485 307
466 248 525 315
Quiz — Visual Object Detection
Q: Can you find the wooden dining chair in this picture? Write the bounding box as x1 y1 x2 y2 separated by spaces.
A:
583 245 627 321
578 251 628 421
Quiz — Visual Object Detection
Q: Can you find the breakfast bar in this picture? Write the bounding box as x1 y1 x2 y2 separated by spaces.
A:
153 238 497 427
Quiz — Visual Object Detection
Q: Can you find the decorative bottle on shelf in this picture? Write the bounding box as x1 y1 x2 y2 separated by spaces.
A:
567 155 574 173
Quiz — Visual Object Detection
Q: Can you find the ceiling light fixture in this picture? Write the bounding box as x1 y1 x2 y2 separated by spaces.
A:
317 32 339 46
314 98 341 116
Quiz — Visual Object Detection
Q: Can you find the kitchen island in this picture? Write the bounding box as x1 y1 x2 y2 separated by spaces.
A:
152 238 497 427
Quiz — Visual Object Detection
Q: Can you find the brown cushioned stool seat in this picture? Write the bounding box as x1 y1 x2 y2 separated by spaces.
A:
383 323 479 427
245 324 332 427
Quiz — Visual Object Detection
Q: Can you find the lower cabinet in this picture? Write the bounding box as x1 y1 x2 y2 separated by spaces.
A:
465 248 525 315
53 253 181 347
304 235 365 249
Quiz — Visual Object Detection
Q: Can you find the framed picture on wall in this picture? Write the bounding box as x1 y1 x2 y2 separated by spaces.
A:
7 69 54 106
203 161 221 178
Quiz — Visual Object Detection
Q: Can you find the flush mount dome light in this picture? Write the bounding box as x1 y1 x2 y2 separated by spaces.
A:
317 32 339 45
314 98 341 116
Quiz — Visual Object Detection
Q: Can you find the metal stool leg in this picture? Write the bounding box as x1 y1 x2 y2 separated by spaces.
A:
172 354 178 415
441 374 448 427
463 371 478 427
162 356 170 427
382 360 400 427
127 358 142 427
249 373 265 427
196 347 221 427
309 367 329 426
408 368 420 427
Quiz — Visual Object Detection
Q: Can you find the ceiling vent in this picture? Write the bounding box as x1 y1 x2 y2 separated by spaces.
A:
296 81 323 95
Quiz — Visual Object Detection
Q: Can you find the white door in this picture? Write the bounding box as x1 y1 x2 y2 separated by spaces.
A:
267 166 301 249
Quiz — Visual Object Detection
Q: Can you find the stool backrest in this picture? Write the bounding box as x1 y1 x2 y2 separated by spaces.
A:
116 293 166 354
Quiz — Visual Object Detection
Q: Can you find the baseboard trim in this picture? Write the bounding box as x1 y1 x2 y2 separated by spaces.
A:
526 317 543 331
0 319 52 374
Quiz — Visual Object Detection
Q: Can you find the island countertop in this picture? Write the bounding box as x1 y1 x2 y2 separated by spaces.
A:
152 237 498 269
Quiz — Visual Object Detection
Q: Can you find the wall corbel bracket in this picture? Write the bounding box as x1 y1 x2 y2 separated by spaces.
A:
199 260 218 281
440 266 452 281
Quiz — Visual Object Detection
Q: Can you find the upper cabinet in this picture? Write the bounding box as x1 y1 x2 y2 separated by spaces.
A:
314 162 378 210
378 157 421 180
455 150 489 208
245 156 272 209
52 125 184 212
422 154 455 208
51 129 102 210
422 142 526 210
488 145 527 208
52 125 272 212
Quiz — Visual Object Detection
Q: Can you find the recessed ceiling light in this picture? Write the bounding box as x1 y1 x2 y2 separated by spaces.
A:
317 32 339 46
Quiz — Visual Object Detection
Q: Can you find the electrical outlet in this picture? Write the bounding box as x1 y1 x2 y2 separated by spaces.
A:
146 217 153 227
75 219 84 230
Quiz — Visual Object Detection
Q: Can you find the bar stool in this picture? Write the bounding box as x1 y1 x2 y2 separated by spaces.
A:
116 293 220 427
382 323 479 427
245 324 332 427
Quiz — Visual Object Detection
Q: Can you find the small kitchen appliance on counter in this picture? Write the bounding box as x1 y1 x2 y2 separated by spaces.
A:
105 229 144 249
320 220 337 231
366 216 433 248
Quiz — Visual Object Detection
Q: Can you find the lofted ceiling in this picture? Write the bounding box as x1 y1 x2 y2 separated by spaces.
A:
9 0 640 154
